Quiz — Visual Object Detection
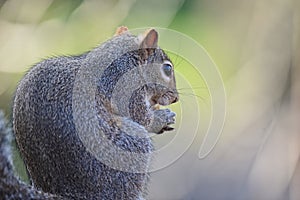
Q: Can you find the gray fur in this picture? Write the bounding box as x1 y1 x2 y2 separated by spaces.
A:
11 29 178 199
0 111 61 199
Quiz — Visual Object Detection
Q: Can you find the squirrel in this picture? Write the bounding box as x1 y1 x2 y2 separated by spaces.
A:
0 26 179 199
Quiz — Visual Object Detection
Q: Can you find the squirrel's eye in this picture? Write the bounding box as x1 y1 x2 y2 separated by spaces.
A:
162 63 173 77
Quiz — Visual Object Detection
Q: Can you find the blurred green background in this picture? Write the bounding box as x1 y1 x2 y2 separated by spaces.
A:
0 0 299 199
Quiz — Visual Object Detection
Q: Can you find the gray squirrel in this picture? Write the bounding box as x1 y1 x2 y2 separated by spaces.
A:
0 26 179 199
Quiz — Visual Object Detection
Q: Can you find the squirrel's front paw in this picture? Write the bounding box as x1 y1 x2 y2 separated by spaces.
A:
147 109 176 134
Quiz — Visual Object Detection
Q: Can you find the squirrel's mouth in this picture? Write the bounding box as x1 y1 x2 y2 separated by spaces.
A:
150 91 179 110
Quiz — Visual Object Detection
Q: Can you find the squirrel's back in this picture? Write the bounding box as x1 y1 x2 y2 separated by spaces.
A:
14 57 150 200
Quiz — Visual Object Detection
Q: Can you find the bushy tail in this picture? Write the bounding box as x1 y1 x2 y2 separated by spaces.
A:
0 111 60 200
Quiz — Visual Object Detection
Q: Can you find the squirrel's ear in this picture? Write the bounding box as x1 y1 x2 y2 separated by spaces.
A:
114 26 129 36
139 29 158 49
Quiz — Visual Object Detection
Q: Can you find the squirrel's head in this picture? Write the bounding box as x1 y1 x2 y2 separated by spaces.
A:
98 27 179 117
136 29 179 109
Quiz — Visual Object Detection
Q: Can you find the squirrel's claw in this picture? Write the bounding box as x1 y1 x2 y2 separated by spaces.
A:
157 126 174 134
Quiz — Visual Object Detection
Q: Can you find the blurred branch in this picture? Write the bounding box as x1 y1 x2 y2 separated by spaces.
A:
233 0 299 199
291 0 300 112
0 0 6 8
39 0 84 23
